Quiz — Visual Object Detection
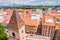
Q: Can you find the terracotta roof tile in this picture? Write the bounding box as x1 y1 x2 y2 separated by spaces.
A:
3 9 39 27
42 14 55 26
22 14 39 26
56 24 60 29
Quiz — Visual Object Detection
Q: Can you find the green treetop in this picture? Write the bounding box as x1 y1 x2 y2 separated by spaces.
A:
0 23 8 40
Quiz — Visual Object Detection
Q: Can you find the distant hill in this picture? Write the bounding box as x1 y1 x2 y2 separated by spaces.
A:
0 5 60 9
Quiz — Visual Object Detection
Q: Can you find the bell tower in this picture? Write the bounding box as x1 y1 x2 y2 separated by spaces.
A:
6 10 26 40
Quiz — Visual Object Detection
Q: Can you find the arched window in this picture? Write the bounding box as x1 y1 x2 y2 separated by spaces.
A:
22 30 23 33
12 32 15 37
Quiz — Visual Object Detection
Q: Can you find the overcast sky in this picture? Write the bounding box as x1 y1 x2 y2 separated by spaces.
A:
0 0 60 6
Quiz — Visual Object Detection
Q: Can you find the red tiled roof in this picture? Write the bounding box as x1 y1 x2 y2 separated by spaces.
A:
22 14 39 26
2 18 8 24
42 14 55 26
56 24 60 29
3 10 39 27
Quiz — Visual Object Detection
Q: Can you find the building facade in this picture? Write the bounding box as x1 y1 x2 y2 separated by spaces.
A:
42 14 56 37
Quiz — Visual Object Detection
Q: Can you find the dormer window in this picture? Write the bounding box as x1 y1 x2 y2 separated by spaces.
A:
57 19 60 22
31 14 39 20
46 17 54 22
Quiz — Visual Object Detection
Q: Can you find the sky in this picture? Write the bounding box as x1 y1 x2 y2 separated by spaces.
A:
0 0 60 6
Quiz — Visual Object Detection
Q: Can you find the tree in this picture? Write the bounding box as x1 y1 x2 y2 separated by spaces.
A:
0 23 8 40
42 8 46 11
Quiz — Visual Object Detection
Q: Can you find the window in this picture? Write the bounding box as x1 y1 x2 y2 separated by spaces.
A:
26 11 29 14
31 14 38 20
12 32 15 37
57 19 60 22
46 17 54 22
6 29 8 32
22 30 23 33
7 30 8 32
26 31 29 34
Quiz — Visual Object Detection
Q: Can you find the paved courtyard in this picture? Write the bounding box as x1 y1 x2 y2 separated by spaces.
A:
26 34 51 40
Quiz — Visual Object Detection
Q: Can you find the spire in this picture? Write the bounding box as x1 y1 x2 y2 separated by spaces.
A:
6 10 24 31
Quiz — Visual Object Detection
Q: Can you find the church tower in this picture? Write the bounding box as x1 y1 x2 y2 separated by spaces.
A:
6 10 26 40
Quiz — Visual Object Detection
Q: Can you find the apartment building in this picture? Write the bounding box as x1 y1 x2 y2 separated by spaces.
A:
42 13 56 37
